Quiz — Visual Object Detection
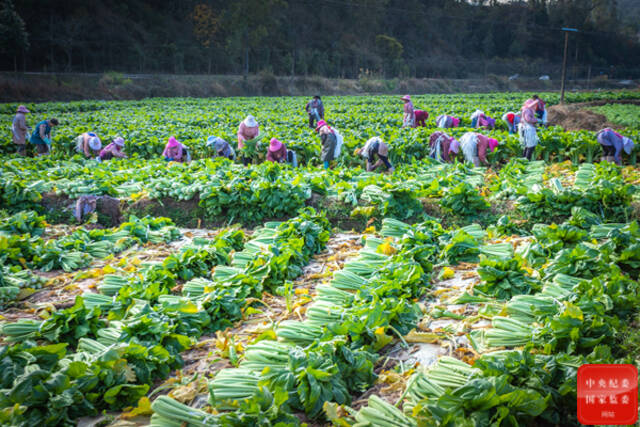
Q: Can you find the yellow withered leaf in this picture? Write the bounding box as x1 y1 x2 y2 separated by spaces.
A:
121 397 153 419
440 267 455 280
405 329 439 343
378 240 397 256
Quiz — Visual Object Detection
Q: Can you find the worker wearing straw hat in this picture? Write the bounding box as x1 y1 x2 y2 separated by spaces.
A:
99 137 127 161
597 128 635 165
12 105 31 155
206 136 235 160
401 95 415 128
74 132 102 158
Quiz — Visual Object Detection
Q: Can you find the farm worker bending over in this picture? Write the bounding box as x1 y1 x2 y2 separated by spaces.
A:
99 137 127 161
460 132 499 167
414 110 429 127
470 110 484 128
266 138 287 163
519 108 539 160
30 118 59 156
502 112 521 134
163 136 190 163
207 136 235 160
356 137 394 173
436 114 460 129
238 114 260 165
266 138 298 166
429 131 460 163
305 96 324 128
315 120 337 169
596 128 635 165
237 115 260 149
74 132 102 158
523 95 547 125
401 95 415 128
12 105 30 156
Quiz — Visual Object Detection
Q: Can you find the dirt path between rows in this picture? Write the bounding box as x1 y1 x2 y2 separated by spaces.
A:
548 99 640 131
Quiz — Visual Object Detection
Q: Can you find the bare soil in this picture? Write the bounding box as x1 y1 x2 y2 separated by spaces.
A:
548 99 640 131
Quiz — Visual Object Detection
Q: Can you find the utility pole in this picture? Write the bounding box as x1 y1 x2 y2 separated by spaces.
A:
560 27 578 104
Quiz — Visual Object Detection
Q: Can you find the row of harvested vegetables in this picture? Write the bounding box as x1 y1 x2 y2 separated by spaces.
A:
1 201 638 425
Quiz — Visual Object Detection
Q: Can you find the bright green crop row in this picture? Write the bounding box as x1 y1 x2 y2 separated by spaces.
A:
1 91 639 165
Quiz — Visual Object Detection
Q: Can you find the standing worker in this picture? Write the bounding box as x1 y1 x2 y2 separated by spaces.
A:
305 96 324 129
519 108 539 160
436 114 460 129
502 112 521 134
12 105 30 156
429 131 460 163
315 120 336 169
523 95 547 125
30 118 59 156
596 128 635 165
401 95 415 128
356 137 394 173
459 132 499 167
74 132 102 159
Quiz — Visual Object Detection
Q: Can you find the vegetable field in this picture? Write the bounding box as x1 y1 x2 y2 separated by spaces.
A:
1 90 640 427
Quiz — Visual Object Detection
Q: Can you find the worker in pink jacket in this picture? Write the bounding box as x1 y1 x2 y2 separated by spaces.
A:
401 95 415 128
237 114 260 165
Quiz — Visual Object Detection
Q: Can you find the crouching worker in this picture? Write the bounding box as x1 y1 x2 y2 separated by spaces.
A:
207 136 235 160
266 138 297 167
597 128 635 165
502 112 521 134
414 110 429 127
99 137 127 161
162 136 190 163
436 114 460 129
74 132 102 158
459 132 499 167
429 131 460 163
356 137 394 173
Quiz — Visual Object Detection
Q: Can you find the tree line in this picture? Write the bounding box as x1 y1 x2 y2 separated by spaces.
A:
1 0 639 79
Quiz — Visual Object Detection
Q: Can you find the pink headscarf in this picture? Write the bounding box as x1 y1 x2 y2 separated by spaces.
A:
269 138 283 152
401 95 411 102
163 136 182 159
488 138 499 152
315 120 333 133
452 117 460 127
17 105 30 114
166 136 179 148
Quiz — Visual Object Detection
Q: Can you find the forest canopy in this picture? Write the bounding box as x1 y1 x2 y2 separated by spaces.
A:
1 0 639 79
